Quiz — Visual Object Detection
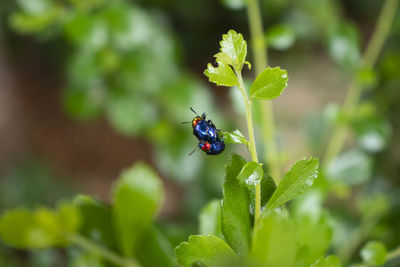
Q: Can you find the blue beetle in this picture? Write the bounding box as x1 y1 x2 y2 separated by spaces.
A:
191 108 218 141
199 140 225 155
186 107 225 155
192 115 218 141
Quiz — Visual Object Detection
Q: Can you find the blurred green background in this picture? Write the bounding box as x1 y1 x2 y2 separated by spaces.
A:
0 0 399 266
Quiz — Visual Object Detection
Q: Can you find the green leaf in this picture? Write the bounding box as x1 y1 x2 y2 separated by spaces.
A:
326 150 372 185
69 252 105 267
353 115 391 153
236 162 263 188
57 201 81 234
135 227 175 267
16 0 53 14
219 30 247 70
311 255 342 267
266 24 295 51
64 14 107 48
328 21 361 69
265 158 319 210
112 163 164 257
106 93 158 136
214 52 234 66
199 200 223 239
250 67 288 100
222 130 248 145
10 11 60 34
221 154 251 256
0 209 35 248
260 174 276 207
251 211 297 266
360 241 387 266
10 0 60 34
292 213 333 265
0 202 80 249
204 63 238 87
73 195 116 249
220 0 245 10
175 235 237 267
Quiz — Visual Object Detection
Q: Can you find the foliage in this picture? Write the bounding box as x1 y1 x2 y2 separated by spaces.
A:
0 163 174 267
175 235 237 267
204 62 239 87
0 202 79 249
250 67 288 100
1 0 400 266
265 157 319 210
175 30 338 267
8 0 228 185
222 129 248 146
112 163 164 257
360 241 388 266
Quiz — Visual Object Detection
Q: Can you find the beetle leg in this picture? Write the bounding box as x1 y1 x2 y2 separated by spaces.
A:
188 145 200 156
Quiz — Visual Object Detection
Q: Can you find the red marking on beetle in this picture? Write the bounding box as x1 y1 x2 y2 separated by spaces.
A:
192 117 201 127
202 142 211 152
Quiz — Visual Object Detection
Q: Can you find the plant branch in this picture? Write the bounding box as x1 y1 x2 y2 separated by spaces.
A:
246 0 267 72
246 0 281 184
337 215 380 263
363 0 399 69
67 233 140 267
236 70 261 224
387 246 400 261
236 71 258 163
323 0 399 166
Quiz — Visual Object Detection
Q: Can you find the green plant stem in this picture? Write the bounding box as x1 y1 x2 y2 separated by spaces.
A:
363 0 399 69
337 215 380 263
246 0 267 71
246 0 281 184
387 246 400 261
323 0 399 166
67 233 140 267
236 70 261 224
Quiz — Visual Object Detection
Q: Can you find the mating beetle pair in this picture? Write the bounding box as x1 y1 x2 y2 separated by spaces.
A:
186 107 225 155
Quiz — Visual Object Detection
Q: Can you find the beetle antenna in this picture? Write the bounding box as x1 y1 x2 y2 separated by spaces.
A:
181 121 192 124
190 107 200 116
188 146 199 156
